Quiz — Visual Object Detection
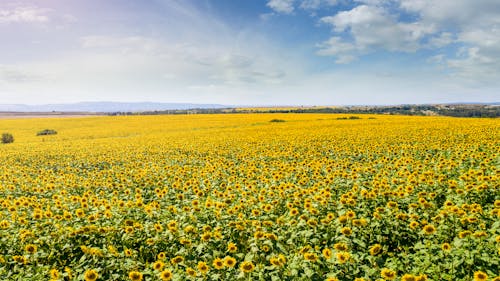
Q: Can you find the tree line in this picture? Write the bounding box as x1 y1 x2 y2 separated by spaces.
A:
108 104 499 118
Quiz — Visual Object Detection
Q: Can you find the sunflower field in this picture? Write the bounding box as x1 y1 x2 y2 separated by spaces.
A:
0 114 498 281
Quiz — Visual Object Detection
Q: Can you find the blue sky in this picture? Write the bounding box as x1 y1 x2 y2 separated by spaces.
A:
1 0 499 105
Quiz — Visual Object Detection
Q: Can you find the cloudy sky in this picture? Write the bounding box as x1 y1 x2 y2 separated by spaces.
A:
1 0 499 105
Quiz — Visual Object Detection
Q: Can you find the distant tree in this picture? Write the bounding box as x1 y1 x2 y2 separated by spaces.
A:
37 129 58 136
1 133 14 144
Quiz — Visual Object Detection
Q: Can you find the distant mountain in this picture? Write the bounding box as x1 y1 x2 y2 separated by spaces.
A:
0 102 229 112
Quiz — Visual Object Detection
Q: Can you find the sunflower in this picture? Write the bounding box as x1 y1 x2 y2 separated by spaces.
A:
224 256 236 268
213 257 224 269
266 233 278 240
415 274 428 281
459 230 472 238
467 217 478 223
369 244 382 256
124 226 134 233
422 224 436 235
184 225 195 233
341 227 352 236
128 271 143 281
261 244 270 252
336 251 350 264
325 212 335 221
153 261 165 271
240 261 255 273
307 218 318 227
473 271 488 281
346 210 356 218
409 221 419 229
201 232 211 241
325 277 339 281
381 268 397 280
304 252 318 262
277 254 286 265
338 215 348 224
270 257 281 266
180 238 191 245
353 218 367 226
300 246 312 254
334 242 348 251
197 261 209 274
473 231 488 238
24 244 37 254
84 269 98 281
227 242 238 253
322 248 332 259
49 269 59 279
167 220 178 232
186 267 196 277
170 256 184 264
263 204 272 212
157 252 166 260
401 274 416 281
441 243 451 252
154 223 163 232
13 255 27 264
387 201 398 208
254 231 265 239
75 209 85 218
64 267 73 279
159 269 172 281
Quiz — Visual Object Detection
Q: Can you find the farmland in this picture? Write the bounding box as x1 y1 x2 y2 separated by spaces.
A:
0 114 498 280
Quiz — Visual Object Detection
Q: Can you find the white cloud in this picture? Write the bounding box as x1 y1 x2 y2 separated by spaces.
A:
62 14 78 23
319 5 434 62
398 0 500 29
0 6 50 24
322 5 387 33
427 32 454 48
459 29 500 51
80 36 161 54
267 0 295 14
259 12 275 21
201 53 288 86
300 0 337 10
2 0 498 105
354 0 387 6
446 28 500 82
0 65 44 83
267 0 338 13
2 28 294 104
427 54 445 64
394 0 500 81
316 0 500 86
316 37 358 63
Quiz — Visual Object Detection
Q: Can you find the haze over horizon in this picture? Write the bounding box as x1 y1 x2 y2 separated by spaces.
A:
1 0 499 106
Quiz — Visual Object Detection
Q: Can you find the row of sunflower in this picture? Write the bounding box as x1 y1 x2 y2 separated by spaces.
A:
0 114 498 280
